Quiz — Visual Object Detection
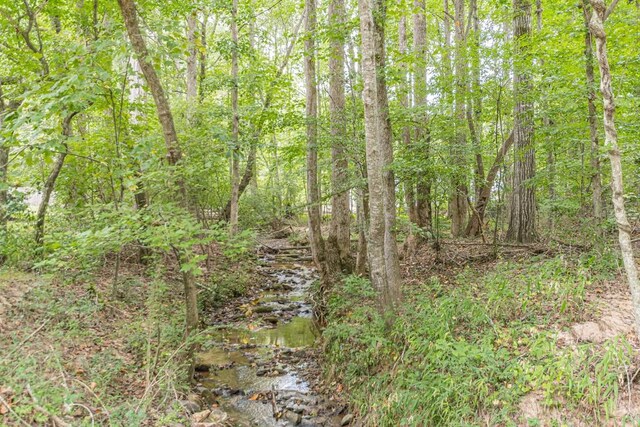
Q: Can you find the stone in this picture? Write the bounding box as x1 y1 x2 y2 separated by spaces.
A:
190 408 228 425
341 414 354 426
178 399 200 414
283 410 302 425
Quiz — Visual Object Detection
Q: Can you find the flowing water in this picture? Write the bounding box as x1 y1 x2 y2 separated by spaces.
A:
194 256 342 426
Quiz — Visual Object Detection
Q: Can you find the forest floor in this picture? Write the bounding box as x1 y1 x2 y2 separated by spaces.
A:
2 233 639 426
323 238 640 426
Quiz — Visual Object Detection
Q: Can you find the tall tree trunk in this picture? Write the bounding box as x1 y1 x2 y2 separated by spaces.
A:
304 0 328 279
398 16 418 225
506 0 537 243
413 0 432 231
229 0 240 235
117 0 198 344
450 0 468 237
0 86 9 265
358 0 401 311
582 0 604 220
186 11 198 125
589 0 640 338
327 0 352 272
468 0 485 225
35 112 78 248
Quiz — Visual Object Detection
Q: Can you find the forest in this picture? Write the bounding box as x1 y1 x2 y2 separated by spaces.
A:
0 0 639 425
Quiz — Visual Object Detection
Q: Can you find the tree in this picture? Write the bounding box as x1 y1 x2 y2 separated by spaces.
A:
304 0 328 281
327 0 352 271
450 0 469 237
413 0 431 231
117 0 198 341
581 0 604 220
358 0 401 311
588 0 640 338
506 0 537 243
229 0 240 235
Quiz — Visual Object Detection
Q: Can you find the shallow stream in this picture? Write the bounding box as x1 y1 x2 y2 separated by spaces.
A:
194 254 342 426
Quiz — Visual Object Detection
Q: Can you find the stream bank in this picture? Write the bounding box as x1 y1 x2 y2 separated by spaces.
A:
190 242 348 426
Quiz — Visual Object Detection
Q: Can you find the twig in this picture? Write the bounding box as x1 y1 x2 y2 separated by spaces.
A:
270 385 279 419
0 393 31 427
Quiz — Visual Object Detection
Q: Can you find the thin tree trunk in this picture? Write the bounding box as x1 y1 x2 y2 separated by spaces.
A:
506 0 537 243
304 0 328 279
582 0 604 220
450 0 468 237
34 112 78 248
465 131 514 236
186 11 198 125
221 14 304 221
327 0 352 272
0 86 9 265
413 0 432 231
229 0 240 235
589 0 640 338
117 0 198 345
398 16 417 225
359 0 401 311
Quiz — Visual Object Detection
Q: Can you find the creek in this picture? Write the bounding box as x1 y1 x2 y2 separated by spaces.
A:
193 250 344 426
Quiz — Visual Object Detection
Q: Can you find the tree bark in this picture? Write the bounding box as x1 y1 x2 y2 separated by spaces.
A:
582 0 604 220
450 0 469 237
506 0 537 243
304 0 328 278
589 0 640 339
413 0 432 231
358 0 401 311
229 0 240 235
117 0 198 343
327 0 352 272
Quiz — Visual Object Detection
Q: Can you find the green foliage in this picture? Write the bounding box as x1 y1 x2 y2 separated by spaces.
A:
324 257 632 426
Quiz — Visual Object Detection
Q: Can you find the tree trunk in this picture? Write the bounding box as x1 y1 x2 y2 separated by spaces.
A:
304 0 328 278
186 11 198 125
450 0 468 237
358 0 401 311
582 0 604 220
506 0 537 243
327 0 352 272
465 131 514 237
229 0 240 235
413 0 432 231
398 16 417 225
0 87 8 265
117 0 198 344
34 112 78 248
589 0 640 339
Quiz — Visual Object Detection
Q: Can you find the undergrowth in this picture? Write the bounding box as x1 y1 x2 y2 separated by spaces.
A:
323 250 632 426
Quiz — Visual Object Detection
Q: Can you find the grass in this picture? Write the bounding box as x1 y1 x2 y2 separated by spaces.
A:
0 268 192 426
322 249 634 426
